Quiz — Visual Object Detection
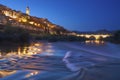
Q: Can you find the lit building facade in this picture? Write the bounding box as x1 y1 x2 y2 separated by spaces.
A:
26 6 30 15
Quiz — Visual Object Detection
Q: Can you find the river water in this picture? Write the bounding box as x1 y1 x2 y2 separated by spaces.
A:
0 41 120 80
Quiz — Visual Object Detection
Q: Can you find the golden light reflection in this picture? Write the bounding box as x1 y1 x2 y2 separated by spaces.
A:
0 42 55 59
45 49 54 53
34 43 43 47
85 40 105 45
0 70 16 78
47 45 52 48
25 71 39 78
0 43 44 58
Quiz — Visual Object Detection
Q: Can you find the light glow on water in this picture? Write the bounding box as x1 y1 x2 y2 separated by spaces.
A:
0 70 16 78
0 42 54 59
25 71 40 78
0 42 119 80
85 40 105 45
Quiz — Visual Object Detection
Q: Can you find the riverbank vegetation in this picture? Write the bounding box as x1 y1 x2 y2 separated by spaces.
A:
0 25 120 43
105 30 120 44
0 25 86 42
0 25 31 43
35 34 86 42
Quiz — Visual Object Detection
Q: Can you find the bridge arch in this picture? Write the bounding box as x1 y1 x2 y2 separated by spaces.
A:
98 36 104 40
89 36 96 40
78 34 111 40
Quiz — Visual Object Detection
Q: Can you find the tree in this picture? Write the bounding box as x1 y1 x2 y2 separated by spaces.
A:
114 30 120 41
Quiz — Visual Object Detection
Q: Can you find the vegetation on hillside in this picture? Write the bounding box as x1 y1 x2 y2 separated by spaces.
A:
105 30 120 43
35 34 86 42
0 25 86 42
1 25 120 43
0 25 30 43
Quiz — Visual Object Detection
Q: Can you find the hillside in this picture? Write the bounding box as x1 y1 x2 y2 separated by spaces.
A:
0 4 69 35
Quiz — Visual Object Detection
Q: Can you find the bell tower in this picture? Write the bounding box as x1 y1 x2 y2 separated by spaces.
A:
26 6 30 15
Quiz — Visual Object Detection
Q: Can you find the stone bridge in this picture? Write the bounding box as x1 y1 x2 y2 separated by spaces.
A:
77 34 111 40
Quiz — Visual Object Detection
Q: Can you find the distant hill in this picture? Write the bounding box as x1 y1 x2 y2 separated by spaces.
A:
0 4 69 34
95 29 114 34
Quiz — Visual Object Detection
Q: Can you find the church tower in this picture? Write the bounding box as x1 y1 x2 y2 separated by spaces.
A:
26 6 30 15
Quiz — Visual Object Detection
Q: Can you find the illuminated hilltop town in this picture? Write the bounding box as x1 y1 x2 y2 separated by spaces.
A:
0 4 111 40
0 4 68 34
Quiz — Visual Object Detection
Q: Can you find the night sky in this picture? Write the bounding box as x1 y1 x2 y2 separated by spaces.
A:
0 0 120 31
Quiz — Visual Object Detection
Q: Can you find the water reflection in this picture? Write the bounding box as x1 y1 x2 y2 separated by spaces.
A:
0 42 44 59
25 70 40 78
0 70 16 78
45 43 55 56
85 40 105 45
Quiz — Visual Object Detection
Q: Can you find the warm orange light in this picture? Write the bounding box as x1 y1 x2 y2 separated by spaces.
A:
78 34 110 40
34 23 37 26
21 18 27 22
12 15 17 19
4 11 9 16
25 71 39 78
38 24 40 26
29 21 34 25
0 70 16 78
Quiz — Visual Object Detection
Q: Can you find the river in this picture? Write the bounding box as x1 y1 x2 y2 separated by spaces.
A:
0 41 120 80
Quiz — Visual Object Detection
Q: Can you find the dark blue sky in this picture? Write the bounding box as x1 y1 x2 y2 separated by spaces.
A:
0 0 120 31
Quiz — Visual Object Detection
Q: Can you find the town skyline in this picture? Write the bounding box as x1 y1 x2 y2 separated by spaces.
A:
0 0 120 31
